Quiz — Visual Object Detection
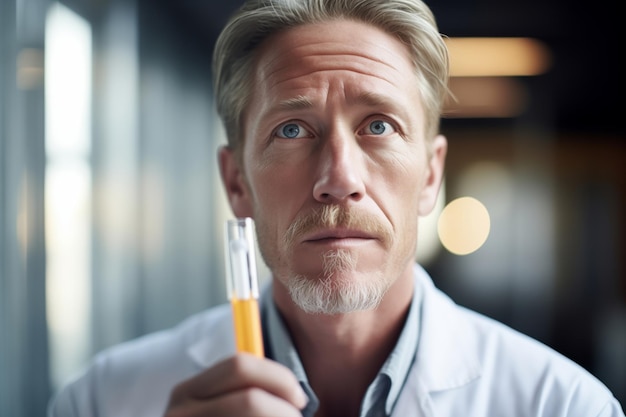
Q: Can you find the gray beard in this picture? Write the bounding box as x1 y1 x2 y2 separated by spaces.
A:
285 249 389 314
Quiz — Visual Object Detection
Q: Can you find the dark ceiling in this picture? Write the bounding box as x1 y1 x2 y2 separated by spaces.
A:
158 0 623 138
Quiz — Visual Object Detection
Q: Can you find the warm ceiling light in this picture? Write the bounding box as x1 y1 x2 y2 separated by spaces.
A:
444 77 528 118
445 37 551 77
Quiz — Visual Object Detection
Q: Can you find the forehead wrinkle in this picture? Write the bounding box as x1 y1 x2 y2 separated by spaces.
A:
258 43 409 91
262 67 405 102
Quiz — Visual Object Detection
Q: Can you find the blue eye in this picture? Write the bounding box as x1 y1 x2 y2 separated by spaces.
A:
282 123 300 138
275 122 309 139
365 119 394 136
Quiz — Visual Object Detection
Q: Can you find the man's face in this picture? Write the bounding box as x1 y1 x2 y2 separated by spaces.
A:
220 19 446 314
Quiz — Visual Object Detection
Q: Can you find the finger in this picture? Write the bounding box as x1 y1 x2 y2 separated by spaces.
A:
170 353 308 409
166 387 304 417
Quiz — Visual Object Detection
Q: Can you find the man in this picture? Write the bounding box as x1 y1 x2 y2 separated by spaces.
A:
49 0 624 416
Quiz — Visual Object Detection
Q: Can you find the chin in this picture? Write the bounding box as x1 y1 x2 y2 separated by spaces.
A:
285 269 389 315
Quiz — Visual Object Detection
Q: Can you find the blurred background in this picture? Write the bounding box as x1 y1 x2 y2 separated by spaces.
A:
1 0 624 415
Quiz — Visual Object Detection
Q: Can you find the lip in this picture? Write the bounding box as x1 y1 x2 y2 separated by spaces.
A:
302 228 376 243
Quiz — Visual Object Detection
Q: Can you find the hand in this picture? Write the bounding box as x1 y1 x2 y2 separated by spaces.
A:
163 353 308 417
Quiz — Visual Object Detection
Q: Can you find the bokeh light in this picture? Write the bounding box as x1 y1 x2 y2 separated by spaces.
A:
438 196 491 255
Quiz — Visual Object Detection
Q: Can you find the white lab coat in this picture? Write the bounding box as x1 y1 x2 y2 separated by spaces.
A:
49 265 624 417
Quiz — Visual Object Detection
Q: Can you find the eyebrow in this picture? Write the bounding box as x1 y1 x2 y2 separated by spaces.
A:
350 91 394 108
277 95 314 111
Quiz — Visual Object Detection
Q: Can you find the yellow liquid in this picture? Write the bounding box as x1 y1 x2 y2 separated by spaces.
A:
231 298 264 357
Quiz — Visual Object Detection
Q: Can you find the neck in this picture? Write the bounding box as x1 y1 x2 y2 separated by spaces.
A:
273 267 414 417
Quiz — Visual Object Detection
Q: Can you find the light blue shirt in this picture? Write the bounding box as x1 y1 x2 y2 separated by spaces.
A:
262 280 421 417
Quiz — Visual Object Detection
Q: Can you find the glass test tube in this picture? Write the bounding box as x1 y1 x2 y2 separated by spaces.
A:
224 218 264 357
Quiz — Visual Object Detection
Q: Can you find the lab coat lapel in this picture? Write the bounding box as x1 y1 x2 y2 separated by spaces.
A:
186 304 237 369
391 367 434 416
392 265 483 416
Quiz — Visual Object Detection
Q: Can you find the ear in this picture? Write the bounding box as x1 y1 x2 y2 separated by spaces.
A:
218 146 254 218
418 135 447 216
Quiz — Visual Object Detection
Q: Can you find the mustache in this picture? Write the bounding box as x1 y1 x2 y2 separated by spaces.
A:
283 205 393 247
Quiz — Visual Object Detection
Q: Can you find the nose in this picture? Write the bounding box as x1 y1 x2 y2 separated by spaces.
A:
312 131 366 203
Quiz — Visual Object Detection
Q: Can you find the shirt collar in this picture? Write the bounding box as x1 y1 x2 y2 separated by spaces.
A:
380 281 421 414
261 287 320 415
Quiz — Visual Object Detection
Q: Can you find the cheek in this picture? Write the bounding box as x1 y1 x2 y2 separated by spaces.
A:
248 162 310 228
252 165 293 204
378 150 426 201
373 152 426 240
248 166 309 269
